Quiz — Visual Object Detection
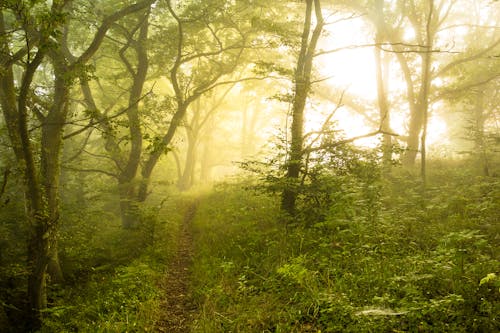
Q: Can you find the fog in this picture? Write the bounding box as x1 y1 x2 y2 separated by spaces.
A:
0 0 498 331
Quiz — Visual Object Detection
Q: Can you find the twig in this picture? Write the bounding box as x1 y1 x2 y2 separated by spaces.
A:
61 165 118 179
303 129 400 154
62 88 154 139
0 168 10 200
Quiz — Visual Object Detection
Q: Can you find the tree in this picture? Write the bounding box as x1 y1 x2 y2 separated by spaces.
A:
0 0 153 327
281 0 324 215
177 84 234 191
386 0 500 173
372 0 393 169
137 0 253 201
77 6 151 228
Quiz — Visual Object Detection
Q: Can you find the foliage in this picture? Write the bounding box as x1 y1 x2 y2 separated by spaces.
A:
36 190 189 331
1 0 499 330
41 260 161 332
189 164 500 332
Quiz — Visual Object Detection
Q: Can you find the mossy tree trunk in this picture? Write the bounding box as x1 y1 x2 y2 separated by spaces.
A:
0 1 154 328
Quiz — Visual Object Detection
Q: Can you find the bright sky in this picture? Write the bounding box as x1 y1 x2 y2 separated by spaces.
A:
310 14 451 150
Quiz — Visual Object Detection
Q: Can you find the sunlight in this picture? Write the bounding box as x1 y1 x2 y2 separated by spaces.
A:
311 14 453 151
316 18 378 100
305 103 379 148
427 114 449 147
309 17 381 148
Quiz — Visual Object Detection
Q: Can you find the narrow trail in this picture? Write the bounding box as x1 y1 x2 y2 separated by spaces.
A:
156 199 198 332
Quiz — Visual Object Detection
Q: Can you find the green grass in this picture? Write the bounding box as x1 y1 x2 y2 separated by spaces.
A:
40 194 193 332
25 169 499 332
189 175 499 332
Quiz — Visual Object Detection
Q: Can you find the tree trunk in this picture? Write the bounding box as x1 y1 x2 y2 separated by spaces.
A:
281 0 324 215
398 0 436 168
119 13 149 227
373 0 392 170
473 89 490 176
178 131 197 191
41 74 69 283
419 0 434 186
119 180 140 229
47 246 64 284
27 216 49 329
138 104 188 201
0 35 51 328
200 120 215 183
179 104 200 191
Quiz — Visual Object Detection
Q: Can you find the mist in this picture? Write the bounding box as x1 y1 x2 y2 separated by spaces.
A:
0 0 498 331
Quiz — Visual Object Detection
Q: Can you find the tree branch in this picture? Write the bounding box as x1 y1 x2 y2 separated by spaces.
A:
62 88 153 139
304 129 401 154
61 165 118 179
73 0 153 66
434 37 500 78
314 42 445 57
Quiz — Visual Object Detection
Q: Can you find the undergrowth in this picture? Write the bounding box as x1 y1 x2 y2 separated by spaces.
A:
39 195 191 332
189 169 499 332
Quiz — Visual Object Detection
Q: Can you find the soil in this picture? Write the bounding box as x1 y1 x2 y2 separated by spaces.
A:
155 200 198 332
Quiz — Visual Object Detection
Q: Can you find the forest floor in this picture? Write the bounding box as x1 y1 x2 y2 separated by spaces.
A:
155 199 198 332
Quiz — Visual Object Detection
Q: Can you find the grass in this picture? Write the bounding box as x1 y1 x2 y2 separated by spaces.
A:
188 173 499 332
40 193 193 332
20 167 498 332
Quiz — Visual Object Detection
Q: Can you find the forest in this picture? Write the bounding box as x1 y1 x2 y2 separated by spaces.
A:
0 0 499 332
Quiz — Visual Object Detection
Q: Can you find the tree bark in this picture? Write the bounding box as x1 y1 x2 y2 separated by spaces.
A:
42 71 69 283
1 2 154 327
281 0 324 215
419 0 434 186
473 89 490 176
373 0 392 170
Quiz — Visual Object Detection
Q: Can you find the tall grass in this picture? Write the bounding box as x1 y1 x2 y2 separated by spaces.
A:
189 172 499 332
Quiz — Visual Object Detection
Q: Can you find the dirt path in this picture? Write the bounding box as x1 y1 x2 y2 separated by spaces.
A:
155 200 198 332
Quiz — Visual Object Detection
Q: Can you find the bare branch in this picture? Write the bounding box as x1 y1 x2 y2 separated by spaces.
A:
61 165 118 179
304 129 400 154
303 89 346 147
435 37 500 78
315 42 454 57
433 75 500 102
62 88 153 139
194 75 288 96
63 129 94 163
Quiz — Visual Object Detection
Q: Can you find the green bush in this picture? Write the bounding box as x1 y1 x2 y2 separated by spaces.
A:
189 167 500 332
42 260 161 332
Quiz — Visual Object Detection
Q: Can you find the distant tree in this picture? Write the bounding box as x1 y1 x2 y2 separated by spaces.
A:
371 0 393 169
137 0 257 201
388 0 499 172
177 85 234 191
76 6 152 228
